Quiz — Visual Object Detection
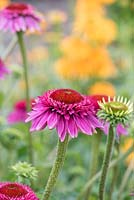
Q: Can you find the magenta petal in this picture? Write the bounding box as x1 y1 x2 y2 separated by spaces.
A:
60 120 68 142
25 109 47 122
68 117 78 138
35 111 50 131
30 115 45 131
88 114 103 128
47 112 58 129
116 124 128 136
56 116 64 137
74 116 92 135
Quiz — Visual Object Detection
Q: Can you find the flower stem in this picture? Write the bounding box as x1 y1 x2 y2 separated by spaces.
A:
77 145 133 200
99 126 115 200
42 135 69 200
17 31 33 164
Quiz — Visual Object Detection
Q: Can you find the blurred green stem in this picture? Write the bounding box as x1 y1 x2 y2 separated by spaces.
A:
84 130 102 200
77 145 133 200
99 126 115 200
42 135 69 200
2 37 17 60
17 31 33 164
118 159 134 200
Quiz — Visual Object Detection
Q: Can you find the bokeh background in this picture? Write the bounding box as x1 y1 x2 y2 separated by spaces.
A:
0 0 133 199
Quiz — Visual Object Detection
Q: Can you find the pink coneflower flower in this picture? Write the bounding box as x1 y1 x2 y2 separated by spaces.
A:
0 58 10 79
0 182 39 200
26 89 102 142
0 3 41 32
89 95 133 136
88 95 110 111
7 99 33 124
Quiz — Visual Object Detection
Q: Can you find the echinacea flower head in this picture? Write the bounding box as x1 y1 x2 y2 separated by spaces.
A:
26 89 102 142
0 58 10 79
0 3 41 33
88 95 133 136
7 99 33 124
97 96 133 136
98 96 133 126
0 182 39 200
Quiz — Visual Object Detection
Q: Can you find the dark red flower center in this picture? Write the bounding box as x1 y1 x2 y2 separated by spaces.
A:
50 89 84 104
0 183 28 197
6 3 28 13
89 95 112 111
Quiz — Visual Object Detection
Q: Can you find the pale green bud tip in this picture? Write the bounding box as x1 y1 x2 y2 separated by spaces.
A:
11 161 38 181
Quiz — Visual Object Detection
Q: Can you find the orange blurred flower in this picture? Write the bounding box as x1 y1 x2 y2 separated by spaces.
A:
74 16 116 45
60 36 92 59
122 138 134 167
47 10 67 24
74 0 116 45
89 81 116 96
55 36 116 80
0 0 10 9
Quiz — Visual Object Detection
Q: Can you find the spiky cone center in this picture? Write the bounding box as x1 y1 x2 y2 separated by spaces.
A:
0 183 27 198
105 102 128 114
98 96 133 126
50 89 84 104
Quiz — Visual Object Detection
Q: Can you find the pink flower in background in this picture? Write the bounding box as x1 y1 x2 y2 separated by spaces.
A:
0 3 41 32
26 89 102 142
88 95 110 111
0 182 39 200
0 58 10 79
7 99 33 124
88 95 129 136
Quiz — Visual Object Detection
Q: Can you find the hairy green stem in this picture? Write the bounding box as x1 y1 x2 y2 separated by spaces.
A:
17 31 33 164
99 126 115 200
42 135 69 200
84 130 102 200
77 145 134 200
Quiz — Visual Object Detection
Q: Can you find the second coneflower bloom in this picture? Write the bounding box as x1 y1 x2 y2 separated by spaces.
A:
7 99 33 124
97 96 133 136
26 89 102 142
0 2 41 32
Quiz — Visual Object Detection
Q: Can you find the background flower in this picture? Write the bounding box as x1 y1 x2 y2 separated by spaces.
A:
0 58 10 79
0 3 41 32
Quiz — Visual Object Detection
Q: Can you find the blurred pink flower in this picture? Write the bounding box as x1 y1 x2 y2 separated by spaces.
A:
88 95 129 136
26 89 102 142
0 3 41 32
0 182 39 200
0 58 10 79
7 99 33 124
